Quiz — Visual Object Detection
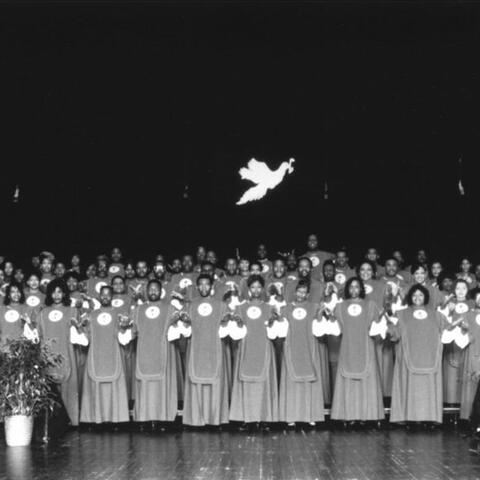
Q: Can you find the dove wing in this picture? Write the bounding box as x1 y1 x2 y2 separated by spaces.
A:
239 159 272 184
236 183 269 205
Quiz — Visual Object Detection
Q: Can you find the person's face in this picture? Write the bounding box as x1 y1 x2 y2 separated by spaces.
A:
366 249 378 263
111 248 122 263
147 282 161 302
336 251 348 268
461 259 472 273
257 244 267 260
54 263 66 278
416 250 427 264
286 254 297 271
455 282 468 300
295 285 309 302
112 277 125 294
273 260 286 279
155 254 165 263
206 251 217 266
197 278 212 297
348 280 361 299
99 287 113 307
51 286 64 304
40 258 52 274
323 264 335 281
196 247 206 263
171 259 182 274
71 255 80 267
307 235 318 251
86 264 96 278
392 251 404 265
412 289 425 307
441 277 453 293
182 256 193 272
413 267 427 284
27 275 40 290
239 259 250 273
225 259 237 276
9 286 21 303
136 261 148 278
4 262 14 277
14 269 24 284
201 263 214 276
31 256 40 268
359 263 373 281
97 260 108 277
249 280 263 299
298 259 312 278
385 259 398 277
431 262 442 278
125 264 135 279
153 262 165 279
250 264 262 275
66 276 78 292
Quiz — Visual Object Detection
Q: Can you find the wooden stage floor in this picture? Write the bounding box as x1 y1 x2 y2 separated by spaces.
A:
2 424 480 480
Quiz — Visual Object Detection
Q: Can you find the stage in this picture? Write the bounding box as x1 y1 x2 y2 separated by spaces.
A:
2 424 480 480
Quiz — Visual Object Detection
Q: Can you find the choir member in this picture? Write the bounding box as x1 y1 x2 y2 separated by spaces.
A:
229 274 279 428
54 262 66 279
285 258 323 304
3 260 14 284
13 267 25 285
206 250 225 278
329 277 385 423
39 255 55 290
109 247 125 277
286 253 299 280
429 261 444 288
301 234 334 282
69 254 82 275
457 258 477 289
409 264 443 308
182 274 230 427
85 258 110 304
24 271 46 312
79 286 130 424
128 260 150 303
37 279 80 426
194 246 207 273
388 284 446 425
257 243 273 275
365 248 385 278
333 249 354 287
279 280 326 426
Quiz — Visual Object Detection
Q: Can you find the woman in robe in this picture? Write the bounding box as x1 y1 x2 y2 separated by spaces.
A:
388 284 446 425
79 285 130 424
329 277 385 424
279 280 325 426
229 274 279 429
457 258 477 289
37 279 80 426
429 261 443 288
181 274 230 427
409 264 443 308
120 280 178 426
24 271 46 315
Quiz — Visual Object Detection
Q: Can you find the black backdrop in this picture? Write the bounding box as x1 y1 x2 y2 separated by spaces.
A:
1 2 479 267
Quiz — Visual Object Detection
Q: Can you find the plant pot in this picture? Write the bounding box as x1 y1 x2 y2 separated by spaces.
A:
4 415 34 446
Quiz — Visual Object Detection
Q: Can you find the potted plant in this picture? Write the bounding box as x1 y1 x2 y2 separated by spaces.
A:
0 337 62 446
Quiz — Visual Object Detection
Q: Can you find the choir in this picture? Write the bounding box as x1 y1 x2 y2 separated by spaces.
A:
1 238 479 431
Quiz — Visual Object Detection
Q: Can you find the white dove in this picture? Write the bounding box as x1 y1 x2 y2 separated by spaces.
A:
236 158 295 206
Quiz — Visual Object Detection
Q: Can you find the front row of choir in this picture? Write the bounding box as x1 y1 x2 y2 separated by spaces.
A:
2 273 479 428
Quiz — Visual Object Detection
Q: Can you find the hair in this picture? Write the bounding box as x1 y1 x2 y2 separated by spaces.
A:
383 257 399 266
410 263 427 275
196 273 213 286
356 260 376 277
110 275 125 284
64 271 81 282
45 278 71 307
297 257 313 269
99 285 113 296
344 276 366 299
296 278 310 293
26 269 42 281
406 284 430 306
323 259 335 270
247 274 265 288
147 279 162 290
453 278 469 294
3 281 26 305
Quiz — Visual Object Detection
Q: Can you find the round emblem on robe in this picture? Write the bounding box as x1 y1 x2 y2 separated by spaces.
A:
311 256 320 267
476 314 480 326
179 278 193 289
198 302 213 316
364 284 373 295
40 278 51 287
347 304 362 317
335 273 346 285
26 296 41 307
274 282 284 293
4 310 20 323
146 306 160 319
262 264 270 273
109 265 120 274
292 307 307 320
413 309 428 320
97 312 112 326
95 281 108 294
48 310 63 322
455 302 469 314
247 306 262 320
112 298 124 308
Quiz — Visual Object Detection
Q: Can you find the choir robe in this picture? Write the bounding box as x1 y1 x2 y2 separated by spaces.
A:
285 278 323 304
215 275 244 301
259 259 273 276
86 276 110 299
38 305 80 426
460 310 480 419
127 278 149 303
24 290 46 316
170 272 198 292
229 300 279 423
0 304 34 345
333 268 355 296
330 299 384 421
80 307 130 423
443 299 472 404
364 279 394 398
69 291 89 397
456 273 477 290
182 297 230 426
301 250 335 282
112 294 135 402
389 307 444 423
279 302 325 423
108 262 125 279
131 301 178 422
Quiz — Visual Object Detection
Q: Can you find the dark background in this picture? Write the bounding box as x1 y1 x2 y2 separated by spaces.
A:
1 1 479 267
